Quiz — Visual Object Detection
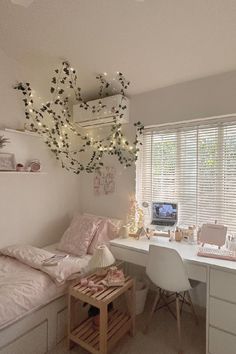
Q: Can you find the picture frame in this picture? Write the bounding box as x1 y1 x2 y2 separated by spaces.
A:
0 153 16 171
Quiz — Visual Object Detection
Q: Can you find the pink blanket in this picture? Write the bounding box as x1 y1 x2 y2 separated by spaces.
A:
0 244 91 329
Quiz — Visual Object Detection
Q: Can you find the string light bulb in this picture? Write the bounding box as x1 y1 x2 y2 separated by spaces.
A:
14 61 144 175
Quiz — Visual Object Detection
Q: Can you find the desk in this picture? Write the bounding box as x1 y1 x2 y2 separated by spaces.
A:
110 236 236 354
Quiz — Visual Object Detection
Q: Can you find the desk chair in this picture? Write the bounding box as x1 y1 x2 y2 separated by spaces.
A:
145 245 198 354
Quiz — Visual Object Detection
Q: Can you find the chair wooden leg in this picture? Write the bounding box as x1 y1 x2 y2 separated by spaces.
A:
180 292 186 315
161 292 177 320
176 294 183 354
144 289 161 334
186 291 198 325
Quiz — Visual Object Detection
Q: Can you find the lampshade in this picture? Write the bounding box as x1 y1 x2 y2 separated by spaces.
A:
88 245 115 270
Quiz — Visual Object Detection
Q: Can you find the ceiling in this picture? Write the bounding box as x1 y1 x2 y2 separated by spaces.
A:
1 0 236 97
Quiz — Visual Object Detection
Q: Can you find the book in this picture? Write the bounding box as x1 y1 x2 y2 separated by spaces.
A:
42 254 69 266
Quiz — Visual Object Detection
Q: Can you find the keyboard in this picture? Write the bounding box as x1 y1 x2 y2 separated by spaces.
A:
198 247 236 261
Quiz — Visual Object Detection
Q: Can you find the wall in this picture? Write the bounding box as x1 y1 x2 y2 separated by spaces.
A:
80 70 236 308
80 70 236 218
0 49 81 248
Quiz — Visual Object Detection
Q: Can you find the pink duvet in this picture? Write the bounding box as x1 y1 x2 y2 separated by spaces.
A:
0 254 68 329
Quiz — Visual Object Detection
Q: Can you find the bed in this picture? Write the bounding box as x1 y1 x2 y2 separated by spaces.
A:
0 243 92 354
0 213 122 354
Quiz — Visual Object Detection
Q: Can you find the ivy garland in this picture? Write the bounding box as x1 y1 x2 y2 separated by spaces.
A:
14 61 144 174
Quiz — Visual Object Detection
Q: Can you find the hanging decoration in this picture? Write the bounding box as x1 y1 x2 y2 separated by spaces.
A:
94 166 116 196
14 61 144 174
126 195 144 234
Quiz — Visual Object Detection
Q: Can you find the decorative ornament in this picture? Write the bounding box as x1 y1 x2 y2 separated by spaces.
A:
94 166 115 196
126 195 144 234
14 61 144 174
16 163 24 172
27 160 41 172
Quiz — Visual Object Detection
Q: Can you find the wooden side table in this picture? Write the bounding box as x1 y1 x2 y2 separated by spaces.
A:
68 272 135 354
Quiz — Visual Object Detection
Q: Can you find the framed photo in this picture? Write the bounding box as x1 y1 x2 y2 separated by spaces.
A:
0 153 16 171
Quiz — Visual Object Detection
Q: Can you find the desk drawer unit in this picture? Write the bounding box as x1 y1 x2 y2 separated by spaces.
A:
209 297 236 336
208 268 236 354
185 263 207 283
209 327 236 354
210 268 236 303
110 246 147 267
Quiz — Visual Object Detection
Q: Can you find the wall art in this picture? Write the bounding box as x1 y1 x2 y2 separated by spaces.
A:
94 166 116 196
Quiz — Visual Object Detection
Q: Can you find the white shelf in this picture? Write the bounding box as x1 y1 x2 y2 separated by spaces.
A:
4 128 39 137
0 171 47 175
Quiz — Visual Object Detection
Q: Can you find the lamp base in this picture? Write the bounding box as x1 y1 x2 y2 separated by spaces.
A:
96 267 108 277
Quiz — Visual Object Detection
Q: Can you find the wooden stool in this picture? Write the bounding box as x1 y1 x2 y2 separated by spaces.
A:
68 272 135 354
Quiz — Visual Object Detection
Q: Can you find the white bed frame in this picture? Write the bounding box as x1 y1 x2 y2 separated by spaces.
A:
0 295 68 354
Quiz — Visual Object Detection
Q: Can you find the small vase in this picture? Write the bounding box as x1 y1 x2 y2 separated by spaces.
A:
121 226 129 238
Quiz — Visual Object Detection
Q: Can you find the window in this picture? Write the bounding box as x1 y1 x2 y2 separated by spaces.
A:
136 116 236 233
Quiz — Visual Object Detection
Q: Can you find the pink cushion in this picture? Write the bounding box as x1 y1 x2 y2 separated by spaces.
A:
84 213 123 230
58 214 101 257
87 218 120 255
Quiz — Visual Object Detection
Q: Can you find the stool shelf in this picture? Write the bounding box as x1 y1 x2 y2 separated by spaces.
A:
70 309 131 354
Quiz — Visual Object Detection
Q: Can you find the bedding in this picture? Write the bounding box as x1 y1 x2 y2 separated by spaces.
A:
84 213 123 254
0 244 91 284
84 212 123 230
87 218 121 254
0 243 91 330
58 214 101 256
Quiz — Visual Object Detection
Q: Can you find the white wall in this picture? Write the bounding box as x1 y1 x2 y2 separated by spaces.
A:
0 49 81 248
79 70 236 308
80 70 236 218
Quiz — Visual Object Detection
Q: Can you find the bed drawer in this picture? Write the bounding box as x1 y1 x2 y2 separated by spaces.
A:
57 308 67 343
209 326 236 354
209 297 236 335
0 320 47 354
210 268 236 303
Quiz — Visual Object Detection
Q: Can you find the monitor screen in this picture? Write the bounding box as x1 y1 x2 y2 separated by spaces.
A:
152 202 178 224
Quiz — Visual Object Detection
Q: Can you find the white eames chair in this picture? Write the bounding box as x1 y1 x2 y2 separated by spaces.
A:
145 245 198 354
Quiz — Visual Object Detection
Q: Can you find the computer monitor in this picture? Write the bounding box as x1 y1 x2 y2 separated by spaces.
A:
151 202 178 226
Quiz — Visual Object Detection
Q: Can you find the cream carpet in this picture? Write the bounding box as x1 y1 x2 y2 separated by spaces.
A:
48 298 205 354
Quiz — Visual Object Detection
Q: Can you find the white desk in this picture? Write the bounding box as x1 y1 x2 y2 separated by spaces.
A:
110 236 236 354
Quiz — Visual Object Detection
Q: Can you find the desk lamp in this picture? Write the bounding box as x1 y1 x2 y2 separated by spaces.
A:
88 245 115 276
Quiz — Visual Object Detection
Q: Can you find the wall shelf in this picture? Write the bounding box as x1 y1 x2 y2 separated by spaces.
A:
1 128 47 174
4 128 39 137
0 171 47 175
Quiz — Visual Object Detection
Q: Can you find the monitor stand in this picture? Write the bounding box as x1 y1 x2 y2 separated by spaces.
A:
150 223 176 237
153 230 170 237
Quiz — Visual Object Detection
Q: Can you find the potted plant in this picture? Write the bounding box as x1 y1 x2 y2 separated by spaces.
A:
0 135 9 149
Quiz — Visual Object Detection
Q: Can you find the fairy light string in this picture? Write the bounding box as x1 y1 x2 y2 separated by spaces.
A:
14 61 144 174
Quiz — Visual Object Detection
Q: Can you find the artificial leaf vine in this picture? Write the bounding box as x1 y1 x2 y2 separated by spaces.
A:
14 61 144 174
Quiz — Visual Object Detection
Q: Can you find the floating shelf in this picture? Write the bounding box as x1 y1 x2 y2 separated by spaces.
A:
0 171 47 175
4 128 39 137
